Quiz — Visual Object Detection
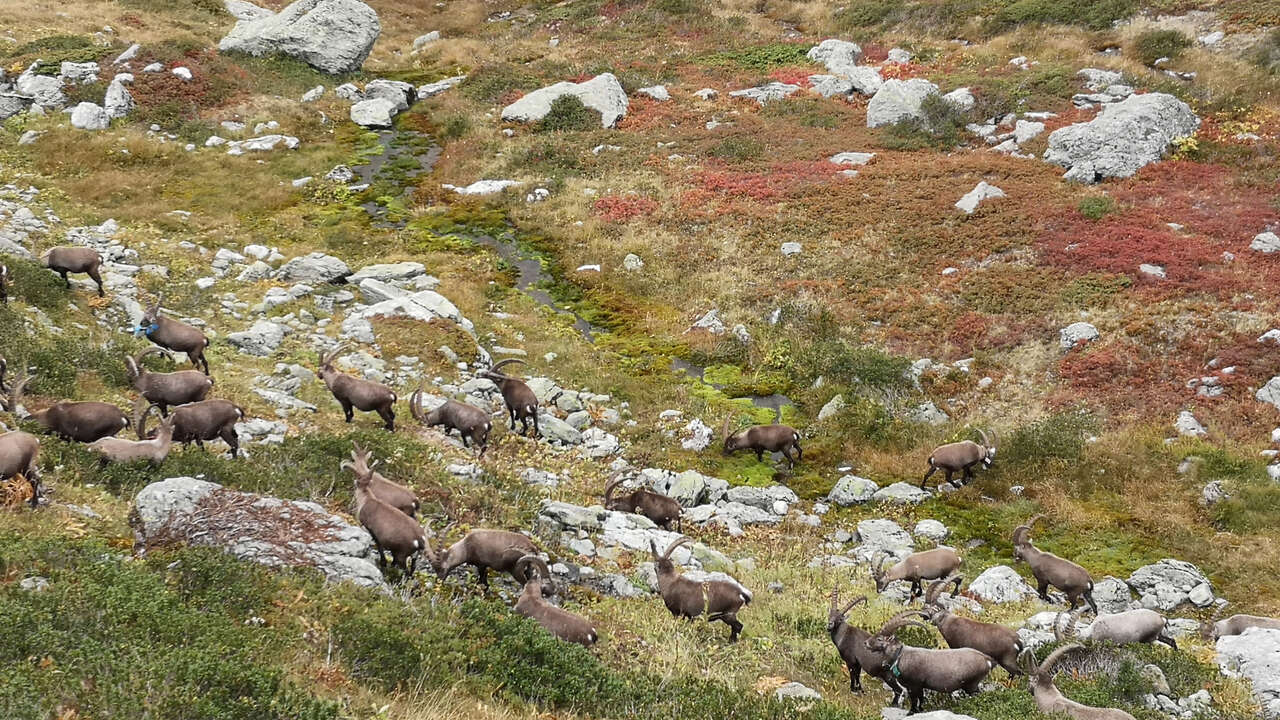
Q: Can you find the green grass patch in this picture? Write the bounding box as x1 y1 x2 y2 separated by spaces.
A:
697 44 811 71
535 95 600 133
1131 29 1192 67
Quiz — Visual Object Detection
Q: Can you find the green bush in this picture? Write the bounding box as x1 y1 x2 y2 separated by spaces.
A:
535 95 600 133
462 64 543 104
1078 196 1118 220
1132 29 1192 67
0 258 67 310
709 136 765 162
1000 410 1097 467
834 0 898 28
876 93 968 150
698 43 810 71
988 0 1135 32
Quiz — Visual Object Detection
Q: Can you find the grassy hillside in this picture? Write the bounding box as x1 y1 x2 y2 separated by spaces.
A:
2 0 1279 719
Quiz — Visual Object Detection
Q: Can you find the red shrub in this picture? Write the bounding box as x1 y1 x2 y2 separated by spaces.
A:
692 160 836 202
768 68 813 87
593 194 659 222
1111 161 1277 247
861 43 888 63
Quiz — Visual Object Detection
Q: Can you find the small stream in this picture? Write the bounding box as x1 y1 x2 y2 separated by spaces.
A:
353 127 795 421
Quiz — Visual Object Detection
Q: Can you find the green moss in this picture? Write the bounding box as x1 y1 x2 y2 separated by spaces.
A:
697 44 811 71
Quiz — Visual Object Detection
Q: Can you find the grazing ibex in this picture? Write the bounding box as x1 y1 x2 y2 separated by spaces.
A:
1200 603 1280 641
344 454 428 578
722 419 802 468
828 586 904 703
481 359 538 437
430 528 545 587
604 475 682 530
921 429 997 489
0 430 41 508
650 537 752 641
1057 609 1176 649
0 263 8 303
141 399 243 458
409 382 491 455
33 400 130 443
317 344 396 431
89 406 174 465
345 442 419 517
872 548 963 600
41 247 104 297
136 296 210 374
1012 515 1098 614
513 556 599 647
1020 644 1137 720
862 612 996 715
920 575 1024 675
125 348 212 414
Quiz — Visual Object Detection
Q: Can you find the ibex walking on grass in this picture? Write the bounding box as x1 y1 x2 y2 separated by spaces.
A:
722 419 802 468
1012 515 1098 614
650 537 751 641
41 247 104 297
921 429 996 489
862 612 995 714
827 585 904 703
125 348 213 414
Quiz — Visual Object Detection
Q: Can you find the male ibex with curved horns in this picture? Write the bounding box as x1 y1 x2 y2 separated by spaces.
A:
919 575 1024 675
861 611 995 714
135 295 210 375
409 381 491 456
650 537 752 641
481 359 539 437
604 475 682 530
827 584 904 702
429 527 546 588
921 428 997 489
345 442 419 518
1200 602 1280 641
1056 608 1176 649
1 363 41 509
317 344 397 431
125 348 213 415
1019 644 1137 720
1012 515 1098 614
514 556 599 646
722 418 802 468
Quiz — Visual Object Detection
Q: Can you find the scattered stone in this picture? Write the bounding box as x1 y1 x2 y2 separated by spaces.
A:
1128 559 1215 610
277 252 350 283
866 78 939 128
350 97 397 127
622 253 644 271
693 88 717 100
172 67 192 80
680 419 714 451
943 87 975 112
1059 321 1100 349
817 394 845 421
301 85 325 102
442 179 521 195
637 85 669 101
872 482 932 505
1092 576 1135 614
914 519 949 542
808 39 862 76
1202 480 1229 505
501 73 628 129
1044 93 1200 183
775 682 822 702
412 30 440 50
691 308 725 335
887 48 912 63
219 0 382 74
828 475 878 505
104 75 134 119
1175 410 1207 438
417 74 465 98
224 134 300 155
1259 376 1280 411
829 151 875 166
780 241 802 257
728 82 800 105
969 565 1038 604
955 181 1005 214
228 320 289 356
69 102 109 130
113 43 141 65
1252 232 1280 254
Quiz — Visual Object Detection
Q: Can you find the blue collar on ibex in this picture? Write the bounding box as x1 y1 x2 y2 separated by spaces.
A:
889 647 905 678
135 322 159 337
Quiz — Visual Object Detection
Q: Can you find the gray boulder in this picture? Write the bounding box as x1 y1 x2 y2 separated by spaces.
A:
828 474 879 505
1044 93 1200 183
872 482 932 505
1128 559 1215 610
539 414 583 445
343 289 474 336
218 0 381 74
350 98 397 128
363 79 414 111
228 320 289 356
1059 321 1099 349
276 252 350 283
1217 628 1280 718
867 78 939 128
775 682 822 702
969 565 1038 604
1259 376 1280 411
728 82 800 105
725 484 798 513
70 102 109 130
856 518 913 557
1092 575 1135 614
913 519 949 543
104 75 134 119
1253 232 1280 254
807 39 862 76
349 261 425 284
17 71 66 108
132 476 386 590
501 73 628 129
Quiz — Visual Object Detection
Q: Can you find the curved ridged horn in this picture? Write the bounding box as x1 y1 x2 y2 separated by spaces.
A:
1038 643 1084 677
976 428 991 449
321 343 349 368
603 475 625 506
662 536 693 560
871 552 887 580
136 401 162 439
0 357 7 394
925 574 961 606
515 554 551 584
1202 602 1229 639
1027 514 1045 529
877 613 930 637
840 595 868 616
133 346 171 367
487 358 526 377
409 380 427 423
830 584 840 610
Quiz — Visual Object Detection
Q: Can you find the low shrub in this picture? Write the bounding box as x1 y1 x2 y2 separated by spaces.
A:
698 44 810 71
875 93 968 150
534 95 600 133
987 0 1136 33
999 410 1097 467
1131 29 1192 67
1077 196 1118 220
708 136 766 161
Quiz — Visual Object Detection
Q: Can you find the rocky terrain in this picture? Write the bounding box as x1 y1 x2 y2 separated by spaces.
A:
2 1 1280 719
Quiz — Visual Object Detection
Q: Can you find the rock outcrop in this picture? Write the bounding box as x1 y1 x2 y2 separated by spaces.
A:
219 0 381 74
1044 92 1199 183
501 73 628 129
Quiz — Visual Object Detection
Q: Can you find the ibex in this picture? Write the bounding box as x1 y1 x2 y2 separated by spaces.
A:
921 429 996 489
1012 515 1098 613
344 454 428 577
409 382 491 455
0 263 8 303
0 358 33 415
1019 644 1137 720
722 419 802 468
140 399 243 458
0 430 41 508
827 585 904 703
604 475 682 530
429 528 545 587
345 442 419 517
862 611 996 714
89 406 174 465
1056 609 1176 649
33 400 130 443
136 296 210 374
480 359 538 436
872 548 962 600
41 247 104 297
919 575 1024 675
1200 603 1280 641
650 537 752 641
317 344 396 431
125 348 212 414
513 556 599 646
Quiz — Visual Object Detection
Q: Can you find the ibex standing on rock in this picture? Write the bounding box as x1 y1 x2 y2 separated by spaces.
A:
919 575 1024 675
872 548 963 600
125 348 213 415
317 344 397 431
650 537 752 641
1019 644 1137 720
1200 603 1280 641
41 247 104 297
921 429 996 489
481 359 538 437
1012 515 1098 614
513 556 599 646
409 381 491 455
604 475 682 530
827 585 904 702
136 296 210 375
722 419 802 468
862 612 996 715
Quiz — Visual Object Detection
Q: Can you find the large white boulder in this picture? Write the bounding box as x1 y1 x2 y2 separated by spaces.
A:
104 75 134 119
501 73 628 129
1044 92 1199 183
69 102 109 130
1217 628 1280 718
350 97 397 128
219 0 381 74
1259 376 1280 411
1128 559 1215 610
969 565 1038 604
866 78 940 128
808 39 862 76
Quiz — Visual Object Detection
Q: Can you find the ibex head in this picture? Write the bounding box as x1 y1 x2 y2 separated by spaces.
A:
136 295 163 337
827 584 867 634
